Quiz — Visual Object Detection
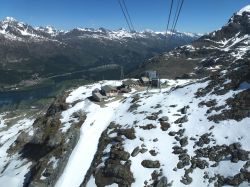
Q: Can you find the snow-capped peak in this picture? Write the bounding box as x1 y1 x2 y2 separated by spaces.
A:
3 16 17 22
35 25 62 36
45 26 55 34
76 27 94 32
236 5 250 15
0 17 201 42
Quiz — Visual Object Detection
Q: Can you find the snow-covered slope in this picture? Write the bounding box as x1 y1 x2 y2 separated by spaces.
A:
54 64 248 187
0 58 249 187
0 17 51 41
0 114 34 186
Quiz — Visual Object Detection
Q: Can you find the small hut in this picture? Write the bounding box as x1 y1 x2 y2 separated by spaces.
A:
140 77 150 85
92 88 107 102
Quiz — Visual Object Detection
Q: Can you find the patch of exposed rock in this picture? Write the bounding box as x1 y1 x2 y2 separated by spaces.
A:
81 123 135 187
141 160 161 168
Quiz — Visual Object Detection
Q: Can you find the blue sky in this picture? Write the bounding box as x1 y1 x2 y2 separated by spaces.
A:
0 0 249 33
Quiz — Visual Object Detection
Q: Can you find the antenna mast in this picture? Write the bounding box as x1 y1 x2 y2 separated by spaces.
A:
120 66 124 80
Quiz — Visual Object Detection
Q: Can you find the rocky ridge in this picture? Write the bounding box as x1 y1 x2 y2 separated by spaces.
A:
0 92 86 187
134 5 250 79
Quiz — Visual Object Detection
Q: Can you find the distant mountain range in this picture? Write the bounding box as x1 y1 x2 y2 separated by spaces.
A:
0 17 200 41
0 17 201 87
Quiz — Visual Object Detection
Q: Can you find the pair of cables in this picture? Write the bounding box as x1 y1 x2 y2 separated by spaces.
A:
166 0 185 44
117 0 135 32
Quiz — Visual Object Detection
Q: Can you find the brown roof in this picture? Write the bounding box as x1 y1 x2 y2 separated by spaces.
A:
93 92 107 99
122 79 138 86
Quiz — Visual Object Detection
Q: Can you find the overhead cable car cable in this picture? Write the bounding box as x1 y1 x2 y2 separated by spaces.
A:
170 0 181 34
121 0 135 32
165 0 174 47
169 0 185 43
118 0 132 32
172 0 184 32
166 0 174 34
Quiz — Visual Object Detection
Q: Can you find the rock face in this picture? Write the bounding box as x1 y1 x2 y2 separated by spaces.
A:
7 92 86 187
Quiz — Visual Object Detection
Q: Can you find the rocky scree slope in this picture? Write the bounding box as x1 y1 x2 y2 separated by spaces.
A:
134 5 250 79
0 17 200 85
78 59 249 187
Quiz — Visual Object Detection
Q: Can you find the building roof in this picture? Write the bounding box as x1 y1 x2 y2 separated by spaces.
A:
101 85 117 93
122 79 138 86
140 77 150 82
92 88 100 93
93 92 107 99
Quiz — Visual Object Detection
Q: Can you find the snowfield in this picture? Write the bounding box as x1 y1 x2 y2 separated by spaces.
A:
0 115 34 187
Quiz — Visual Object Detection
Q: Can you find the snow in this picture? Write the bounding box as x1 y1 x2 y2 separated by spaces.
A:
204 33 250 60
3 17 16 22
223 34 250 51
56 100 121 187
56 78 250 187
0 116 34 187
112 80 249 186
0 114 6 128
236 5 250 15
56 79 192 187
45 26 55 34
56 80 124 187
0 161 32 187
0 76 248 187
